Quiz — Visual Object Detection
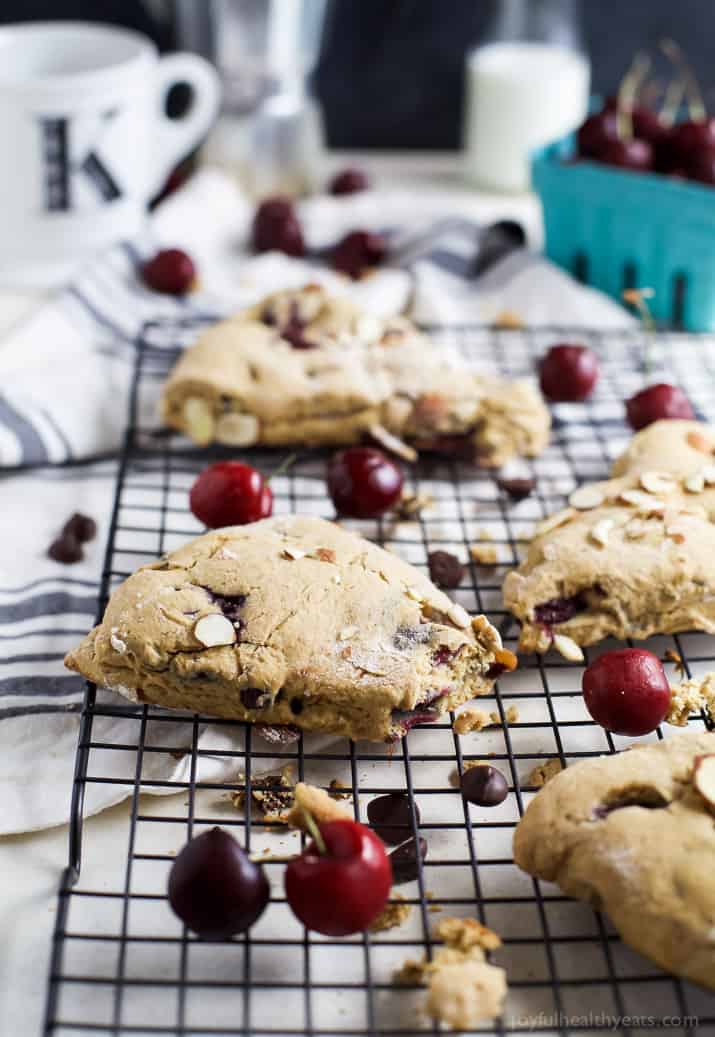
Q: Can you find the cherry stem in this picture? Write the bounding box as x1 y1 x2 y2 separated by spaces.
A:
660 76 686 128
302 809 327 854
266 452 298 485
660 39 705 122
622 287 656 377
616 52 651 140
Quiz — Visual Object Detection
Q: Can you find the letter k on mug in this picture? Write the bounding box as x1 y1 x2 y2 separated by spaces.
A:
0 22 221 284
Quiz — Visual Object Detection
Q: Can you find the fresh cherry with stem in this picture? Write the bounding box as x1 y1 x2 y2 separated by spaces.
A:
285 813 392 936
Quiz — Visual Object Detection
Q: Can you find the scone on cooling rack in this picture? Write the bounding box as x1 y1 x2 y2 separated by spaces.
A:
503 420 715 655
65 515 516 742
513 731 715 989
160 284 550 467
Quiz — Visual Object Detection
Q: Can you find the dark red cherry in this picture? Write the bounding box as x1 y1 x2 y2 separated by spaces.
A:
625 384 695 430
539 344 599 402
252 196 305 257
632 107 667 145
332 230 386 279
327 447 403 518
689 147 715 185
598 137 653 172
577 109 619 158
142 248 196 295
190 461 273 528
168 827 269 938
669 118 715 166
329 167 370 195
582 649 671 736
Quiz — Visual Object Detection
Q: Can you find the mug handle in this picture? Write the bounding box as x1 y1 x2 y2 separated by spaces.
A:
149 52 221 196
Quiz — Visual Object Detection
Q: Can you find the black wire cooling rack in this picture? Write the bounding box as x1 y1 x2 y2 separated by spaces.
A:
43 318 715 1037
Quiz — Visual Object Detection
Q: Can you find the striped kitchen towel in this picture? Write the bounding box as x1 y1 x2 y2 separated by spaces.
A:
0 166 634 834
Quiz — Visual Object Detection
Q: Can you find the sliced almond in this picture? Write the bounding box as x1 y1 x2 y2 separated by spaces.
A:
337 625 358 641
589 518 614 547
552 634 584 662
367 423 417 463
702 464 715 485
448 603 471 629
533 508 576 538
215 412 259 447
215 547 239 560
194 613 237 648
110 631 127 654
405 586 422 602
693 754 715 815
687 430 715 454
639 470 677 496
282 546 307 560
569 486 605 510
684 472 705 494
183 397 215 446
624 518 649 540
618 488 665 512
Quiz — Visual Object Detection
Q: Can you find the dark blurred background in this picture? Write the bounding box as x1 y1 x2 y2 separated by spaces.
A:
1 0 712 149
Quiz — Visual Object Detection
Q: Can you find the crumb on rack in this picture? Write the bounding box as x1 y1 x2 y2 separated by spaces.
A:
368 893 412 932
328 778 352 800
494 310 524 329
395 491 434 520
526 758 564 788
664 648 686 678
231 765 295 820
469 543 498 566
666 673 715 727
454 709 491 734
285 782 352 830
394 916 507 1029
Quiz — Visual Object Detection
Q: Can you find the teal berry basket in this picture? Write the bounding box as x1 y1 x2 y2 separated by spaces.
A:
532 132 715 331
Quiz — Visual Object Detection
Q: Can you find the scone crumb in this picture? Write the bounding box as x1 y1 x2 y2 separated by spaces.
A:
454 709 491 734
435 916 501 952
666 673 715 726
396 492 434 519
490 706 520 726
526 757 564 787
494 309 524 329
664 648 686 677
394 916 507 1029
328 778 352 800
470 543 498 566
231 765 295 818
368 893 412 932
286 782 352 830
314 547 337 563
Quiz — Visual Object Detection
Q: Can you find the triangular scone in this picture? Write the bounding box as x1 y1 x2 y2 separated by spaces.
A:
65 516 515 742
513 731 715 989
160 285 550 467
504 420 715 653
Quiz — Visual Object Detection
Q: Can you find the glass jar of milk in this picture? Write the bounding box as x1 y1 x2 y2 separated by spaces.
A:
464 0 590 193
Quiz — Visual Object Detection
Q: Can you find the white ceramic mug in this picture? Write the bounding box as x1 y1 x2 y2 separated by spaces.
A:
0 22 221 285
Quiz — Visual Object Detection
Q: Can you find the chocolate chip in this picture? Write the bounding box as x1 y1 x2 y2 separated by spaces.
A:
389 836 428 884
241 687 271 710
460 765 508 807
497 477 535 501
428 550 464 589
48 535 83 564
289 697 304 715
367 793 420 845
62 512 97 543
208 592 247 626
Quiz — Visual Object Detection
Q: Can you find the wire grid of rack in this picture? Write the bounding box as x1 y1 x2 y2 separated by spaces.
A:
43 318 715 1037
